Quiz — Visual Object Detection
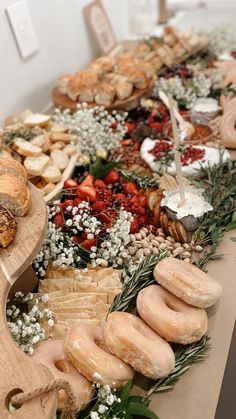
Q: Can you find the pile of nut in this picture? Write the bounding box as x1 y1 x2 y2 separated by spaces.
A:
127 227 203 262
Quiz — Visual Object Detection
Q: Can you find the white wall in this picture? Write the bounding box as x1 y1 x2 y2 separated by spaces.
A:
0 0 129 122
1 0 236 122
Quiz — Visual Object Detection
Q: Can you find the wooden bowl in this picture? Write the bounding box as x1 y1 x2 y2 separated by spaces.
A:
164 121 213 145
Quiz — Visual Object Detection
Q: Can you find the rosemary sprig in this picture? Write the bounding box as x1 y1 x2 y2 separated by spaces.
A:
192 159 236 247
194 244 223 271
144 334 211 398
119 169 160 189
109 253 167 313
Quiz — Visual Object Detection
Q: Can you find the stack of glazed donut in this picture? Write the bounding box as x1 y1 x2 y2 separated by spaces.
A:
32 258 222 412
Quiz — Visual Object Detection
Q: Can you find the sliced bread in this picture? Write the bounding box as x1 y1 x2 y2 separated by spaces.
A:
13 138 42 157
24 113 51 127
0 205 17 248
41 164 62 183
50 150 69 170
30 134 48 147
24 154 50 176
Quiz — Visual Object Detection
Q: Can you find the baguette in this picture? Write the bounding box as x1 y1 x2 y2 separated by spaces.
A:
13 138 42 157
41 164 62 183
50 150 69 170
24 154 50 176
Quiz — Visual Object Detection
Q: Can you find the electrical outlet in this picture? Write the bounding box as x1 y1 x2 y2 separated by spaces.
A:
6 0 39 59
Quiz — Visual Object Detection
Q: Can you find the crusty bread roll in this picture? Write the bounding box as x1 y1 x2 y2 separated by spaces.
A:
0 174 30 216
13 138 42 157
0 205 17 247
154 257 222 308
0 153 27 183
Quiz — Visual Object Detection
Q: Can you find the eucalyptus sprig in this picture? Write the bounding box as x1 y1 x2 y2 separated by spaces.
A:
109 253 167 314
145 334 210 398
119 168 160 189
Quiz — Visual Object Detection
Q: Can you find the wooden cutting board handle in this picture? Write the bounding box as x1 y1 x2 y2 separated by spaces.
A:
0 183 57 418
0 268 57 418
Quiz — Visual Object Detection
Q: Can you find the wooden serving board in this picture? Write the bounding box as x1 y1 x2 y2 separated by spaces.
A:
52 79 154 112
0 183 57 418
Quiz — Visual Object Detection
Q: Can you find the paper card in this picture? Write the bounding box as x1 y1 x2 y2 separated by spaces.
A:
83 0 117 55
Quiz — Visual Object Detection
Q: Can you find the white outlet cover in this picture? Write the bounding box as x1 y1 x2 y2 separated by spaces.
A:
6 0 39 59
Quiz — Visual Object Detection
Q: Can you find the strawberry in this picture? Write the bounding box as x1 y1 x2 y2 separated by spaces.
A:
63 199 74 210
123 182 139 196
98 212 113 224
94 179 107 189
104 170 120 185
81 238 97 250
53 214 65 226
71 236 83 245
149 121 165 132
76 174 96 202
64 178 78 189
74 197 83 206
125 122 136 134
92 201 107 212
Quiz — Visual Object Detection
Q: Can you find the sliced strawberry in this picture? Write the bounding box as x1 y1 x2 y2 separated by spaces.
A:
63 199 74 210
81 238 97 250
94 179 107 189
53 214 65 226
92 201 107 212
76 174 96 202
125 122 136 134
64 178 78 189
74 197 83 206
123 182 139 196
104 170 120 185
71 236 83 245
98 212 113 224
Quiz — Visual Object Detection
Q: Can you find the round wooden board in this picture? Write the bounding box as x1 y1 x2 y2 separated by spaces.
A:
0 182 48 285
52 80 154 112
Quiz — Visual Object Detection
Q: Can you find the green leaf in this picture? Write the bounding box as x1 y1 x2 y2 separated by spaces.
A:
226 221 236 231
120 380 133 405
128 402 160 419
230 237 236 242
89 159 119 179
129 396 150 407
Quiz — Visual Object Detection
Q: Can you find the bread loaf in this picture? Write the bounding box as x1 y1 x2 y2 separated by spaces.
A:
0 174 30 216
0 205 17 247
0 153 27 183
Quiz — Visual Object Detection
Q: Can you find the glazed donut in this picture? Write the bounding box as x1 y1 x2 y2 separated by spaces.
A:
64 324 134 388
154 257 222 308
220 98 236 149
137 285 208 344
32 340 93 411
104 311 175 379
